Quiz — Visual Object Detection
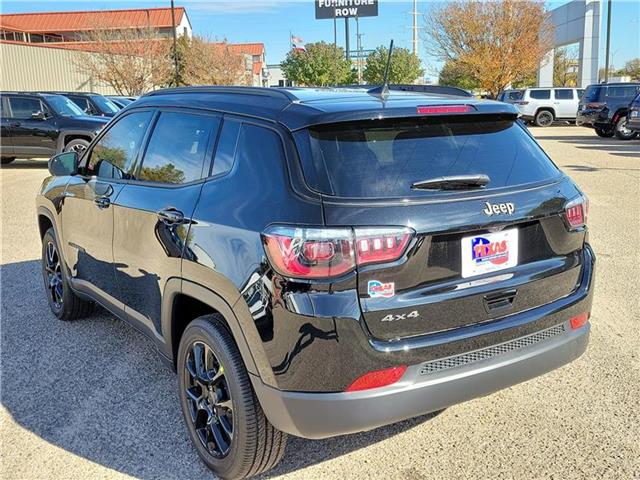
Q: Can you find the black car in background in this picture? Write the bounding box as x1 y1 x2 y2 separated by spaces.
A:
0 92 109 164
47 91 121 117
576 82 640 139
106 95 137 109
36 86 594 478
627 92 640 134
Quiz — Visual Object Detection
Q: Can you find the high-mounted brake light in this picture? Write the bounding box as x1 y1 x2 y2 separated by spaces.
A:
345 365 407 392
417 105 473 114
262 226 414 279
564 195 589 230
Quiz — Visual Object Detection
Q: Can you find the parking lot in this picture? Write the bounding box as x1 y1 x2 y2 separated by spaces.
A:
1 126 638 480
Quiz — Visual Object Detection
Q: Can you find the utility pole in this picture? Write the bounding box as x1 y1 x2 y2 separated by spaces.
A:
345 17 350 60
604 0 612 82
356 16 363 84
412 0 418 57
170 0 179 85
333 17 337 47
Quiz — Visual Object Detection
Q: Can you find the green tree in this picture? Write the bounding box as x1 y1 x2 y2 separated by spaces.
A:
280 42 354 86
363 46 424 84
140 164 185 184
438 61 478 91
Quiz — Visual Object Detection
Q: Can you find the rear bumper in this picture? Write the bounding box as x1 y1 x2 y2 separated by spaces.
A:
254 323 589 439
576 111 609 129
254 245 595 439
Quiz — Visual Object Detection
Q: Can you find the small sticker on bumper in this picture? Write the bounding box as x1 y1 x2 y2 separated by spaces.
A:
368 280 395 298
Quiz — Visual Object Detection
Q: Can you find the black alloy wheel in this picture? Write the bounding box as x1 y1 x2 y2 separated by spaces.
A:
44 240 64 311
184 340 234 458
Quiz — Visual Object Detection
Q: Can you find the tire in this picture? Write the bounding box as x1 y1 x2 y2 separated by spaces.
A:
178 314 287 479
1 157 16 165
64 138 90 155
595 127 615 138
41 228 93 320
534 110 554 127
614 116 638 140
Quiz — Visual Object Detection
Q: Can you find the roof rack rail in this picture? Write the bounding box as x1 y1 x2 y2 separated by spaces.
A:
145 86 298 101
340 84 473 97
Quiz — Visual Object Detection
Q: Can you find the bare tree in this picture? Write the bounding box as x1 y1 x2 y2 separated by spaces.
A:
181 37 251 86
73 24 173 95
425 0 554 97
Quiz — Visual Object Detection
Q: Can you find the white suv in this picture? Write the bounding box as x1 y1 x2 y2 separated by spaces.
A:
503 88 584 127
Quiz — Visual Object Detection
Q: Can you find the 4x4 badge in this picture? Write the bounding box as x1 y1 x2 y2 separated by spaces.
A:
483 201 515 216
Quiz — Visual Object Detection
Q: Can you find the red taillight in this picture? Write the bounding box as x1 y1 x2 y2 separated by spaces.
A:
417 105 473 114
354 228 413 266
570 312 590 330
564 195 588 230
262 226 414 279
345 365 407 392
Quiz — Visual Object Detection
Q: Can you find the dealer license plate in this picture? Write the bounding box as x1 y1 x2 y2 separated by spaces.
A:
461 228 519 278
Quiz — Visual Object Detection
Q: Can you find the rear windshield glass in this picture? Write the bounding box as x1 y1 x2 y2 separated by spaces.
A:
298 118 560 198
507 90 524 100
583 85 604 102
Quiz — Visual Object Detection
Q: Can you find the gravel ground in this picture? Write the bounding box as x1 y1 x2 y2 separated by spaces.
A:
1 126 639 480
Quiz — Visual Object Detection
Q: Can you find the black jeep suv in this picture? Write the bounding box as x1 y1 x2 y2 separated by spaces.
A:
36 86 594 479
576 82 640 139
1 92 109 164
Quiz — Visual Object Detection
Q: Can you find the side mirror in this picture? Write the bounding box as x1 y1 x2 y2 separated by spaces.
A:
31 111 47 120
48 151 78 176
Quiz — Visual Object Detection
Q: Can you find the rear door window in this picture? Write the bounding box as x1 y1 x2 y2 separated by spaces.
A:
606 86 640 100
299 118 560 198
137 111 219 184
529 90 551 100
554 89 574 100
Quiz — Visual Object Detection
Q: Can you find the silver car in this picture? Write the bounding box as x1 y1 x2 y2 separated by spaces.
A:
500 87 584 127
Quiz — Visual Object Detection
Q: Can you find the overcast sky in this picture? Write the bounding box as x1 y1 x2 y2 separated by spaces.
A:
2 0 639 81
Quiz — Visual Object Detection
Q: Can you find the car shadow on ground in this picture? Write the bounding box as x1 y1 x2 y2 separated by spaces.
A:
1 259 438 479
1 159 49 169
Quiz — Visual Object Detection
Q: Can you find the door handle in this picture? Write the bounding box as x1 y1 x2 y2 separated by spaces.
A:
94 196 111 209
157 208 185 225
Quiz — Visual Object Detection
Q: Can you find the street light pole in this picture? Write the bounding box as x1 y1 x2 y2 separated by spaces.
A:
604 0 612 83
170 0 179 85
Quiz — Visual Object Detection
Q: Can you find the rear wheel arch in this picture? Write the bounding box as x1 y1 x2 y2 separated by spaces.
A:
612 108 628 123
38 213 54 240
161 279 271 384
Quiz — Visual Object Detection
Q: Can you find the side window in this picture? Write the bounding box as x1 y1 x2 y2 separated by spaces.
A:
85 111 153 179
530 90 551 100
137 111 219 184
69 96 91 114
554 89 574 100
235 124 285 175
7 97 42 119
211 118 241 176
577 89 585 99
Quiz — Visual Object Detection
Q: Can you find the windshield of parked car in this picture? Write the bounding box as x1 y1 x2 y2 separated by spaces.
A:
298 117 560 198
44 95 86 117
92 95 121 114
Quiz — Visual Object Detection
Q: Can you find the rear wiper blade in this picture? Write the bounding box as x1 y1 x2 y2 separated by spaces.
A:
411 174 490 190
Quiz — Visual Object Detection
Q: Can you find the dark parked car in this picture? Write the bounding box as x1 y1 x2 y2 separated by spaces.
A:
576 82 640 139
36 86 594 479
47 91 121 117
0 92 109 165
106 95 137 109
627 92 640 134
